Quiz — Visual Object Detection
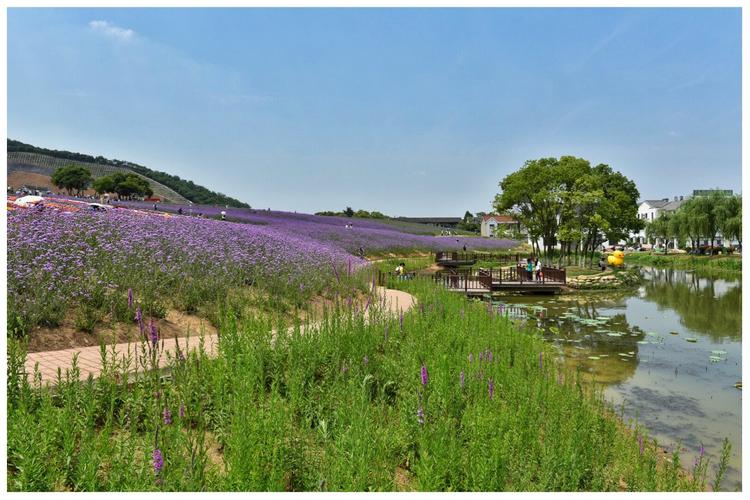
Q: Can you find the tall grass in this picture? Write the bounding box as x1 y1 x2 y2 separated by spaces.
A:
625 253 741 274
7 281 712 491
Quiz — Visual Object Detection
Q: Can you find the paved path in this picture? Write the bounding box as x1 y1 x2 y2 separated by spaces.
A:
24 287 416 384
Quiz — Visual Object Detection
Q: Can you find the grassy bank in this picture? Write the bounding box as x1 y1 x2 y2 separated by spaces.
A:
625 253 741 274
7 280 718 491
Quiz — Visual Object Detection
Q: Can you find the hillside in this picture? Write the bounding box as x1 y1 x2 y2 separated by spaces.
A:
7 139 250 208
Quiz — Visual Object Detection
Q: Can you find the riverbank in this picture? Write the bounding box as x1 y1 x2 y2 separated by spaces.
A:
625 252 741 275
565 268 642 291
8 279 713 491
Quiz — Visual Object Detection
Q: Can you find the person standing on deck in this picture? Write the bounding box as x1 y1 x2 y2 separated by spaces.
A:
535 258 542 281
526 257 534 280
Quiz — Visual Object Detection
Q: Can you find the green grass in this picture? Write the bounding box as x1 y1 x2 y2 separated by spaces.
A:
625 253 741 274
7 277 717 491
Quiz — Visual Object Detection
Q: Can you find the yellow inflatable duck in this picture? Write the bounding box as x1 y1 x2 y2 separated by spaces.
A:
607 250 625 267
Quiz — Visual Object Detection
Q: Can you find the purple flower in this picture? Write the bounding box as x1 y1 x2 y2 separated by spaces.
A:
459 370 465 389
179 404 185 419
488 378 494 399
479 352 484 362
417 406 425 426
127 288 133 309
699 444 705 458
163 407 172 425
153 448 164 474
420 363 428 387
638 435 644 455
399 312 404 330
149 318 158 345
487 350 493 363
135 305 143 327
468 353 474 363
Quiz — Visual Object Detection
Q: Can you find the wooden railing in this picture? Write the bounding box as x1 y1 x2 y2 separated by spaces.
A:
435 251 520 264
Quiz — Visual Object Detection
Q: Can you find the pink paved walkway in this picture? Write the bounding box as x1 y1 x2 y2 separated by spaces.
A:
24 287 416 384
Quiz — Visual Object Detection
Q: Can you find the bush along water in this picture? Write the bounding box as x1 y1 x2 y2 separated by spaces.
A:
7 283 720 491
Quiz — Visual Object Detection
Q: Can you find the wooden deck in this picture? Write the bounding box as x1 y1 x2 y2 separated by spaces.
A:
434 251 521 268
434 266 566 295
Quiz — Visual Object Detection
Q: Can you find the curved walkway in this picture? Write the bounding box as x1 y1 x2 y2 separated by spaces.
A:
24 286 416 384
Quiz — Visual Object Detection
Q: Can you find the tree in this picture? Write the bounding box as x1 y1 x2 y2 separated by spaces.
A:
50 165 93 196
92 176 116 195
717 194 742 247
494 156 640 263
344 207 354 218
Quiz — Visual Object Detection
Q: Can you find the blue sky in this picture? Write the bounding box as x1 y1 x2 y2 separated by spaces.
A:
8 8 741 216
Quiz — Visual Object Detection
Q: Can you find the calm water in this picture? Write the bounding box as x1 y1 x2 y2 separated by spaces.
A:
494 267 742 490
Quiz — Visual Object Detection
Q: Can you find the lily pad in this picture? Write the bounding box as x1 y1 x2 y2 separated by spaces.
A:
587 356 600 360
711 350 728 356
669 331 679 335
685 338 698 343
637 341 649 344
709 356 722 363
607 333 623 337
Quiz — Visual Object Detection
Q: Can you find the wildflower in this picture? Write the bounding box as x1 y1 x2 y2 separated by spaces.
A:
487 350 493 362
699 444 705 458
488 378 494 399
163 407 172 425
638 435 644 455
135 306 143 330
460 370 465 389
363 355 369 365
399 312 404 330
420 363 428 387
128 288 133 308
153 448 164 474
479 352 484 362
179 404 185 419
417 406 425 426
468 353 473 363
149 318 158 345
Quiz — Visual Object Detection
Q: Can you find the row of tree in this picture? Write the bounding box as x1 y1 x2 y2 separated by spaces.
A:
494 156 644 265
646 192 742 249
92 172 154 199
315 207 388 219
9 139 250 208
50 165 154 199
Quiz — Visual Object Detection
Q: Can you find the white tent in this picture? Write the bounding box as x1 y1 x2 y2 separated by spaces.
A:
14 195 44 207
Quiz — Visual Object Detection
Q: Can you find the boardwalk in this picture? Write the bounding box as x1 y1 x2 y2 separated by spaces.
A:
24 287 416 384
434 266 566 294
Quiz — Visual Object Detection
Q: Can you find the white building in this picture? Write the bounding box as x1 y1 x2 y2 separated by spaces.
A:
481 214 521 238
632 197 685 246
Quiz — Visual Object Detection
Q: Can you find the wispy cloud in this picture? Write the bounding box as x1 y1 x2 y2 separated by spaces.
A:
566 17 634 74
668 72 708 92
89 20 136 42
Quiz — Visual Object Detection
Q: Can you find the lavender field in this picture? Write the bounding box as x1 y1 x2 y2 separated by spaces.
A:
7 203 366 336
112 200 519 254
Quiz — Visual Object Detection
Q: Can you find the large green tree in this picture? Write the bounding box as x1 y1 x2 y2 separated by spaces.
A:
50 165 93 196
494 156 641 262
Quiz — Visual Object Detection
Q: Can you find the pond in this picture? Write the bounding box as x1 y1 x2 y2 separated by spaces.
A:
493 267 742 490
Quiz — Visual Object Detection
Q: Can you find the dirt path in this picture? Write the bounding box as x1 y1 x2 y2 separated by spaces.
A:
23 287 416 384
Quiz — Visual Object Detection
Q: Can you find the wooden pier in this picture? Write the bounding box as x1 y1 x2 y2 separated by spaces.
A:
434 265 566 295
434 251 520 268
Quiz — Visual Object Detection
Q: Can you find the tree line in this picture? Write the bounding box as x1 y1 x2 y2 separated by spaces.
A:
315 207 388 219
494 156 644 265
50 165 154 199
8 139 250 208
646 192 741 250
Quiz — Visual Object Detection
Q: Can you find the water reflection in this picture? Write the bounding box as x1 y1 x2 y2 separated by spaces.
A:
642 268 741 341
492 266 742 490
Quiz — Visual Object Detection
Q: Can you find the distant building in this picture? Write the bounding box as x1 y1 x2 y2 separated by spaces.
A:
480 214 521 238
632 196 685 246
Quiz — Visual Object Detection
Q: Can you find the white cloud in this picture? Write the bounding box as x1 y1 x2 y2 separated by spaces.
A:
89 20 136 42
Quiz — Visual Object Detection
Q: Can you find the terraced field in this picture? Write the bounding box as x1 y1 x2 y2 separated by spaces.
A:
7 151 190 203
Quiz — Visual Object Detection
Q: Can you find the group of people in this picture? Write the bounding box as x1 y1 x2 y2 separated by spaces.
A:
524 257 543 281
394 262 410 280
